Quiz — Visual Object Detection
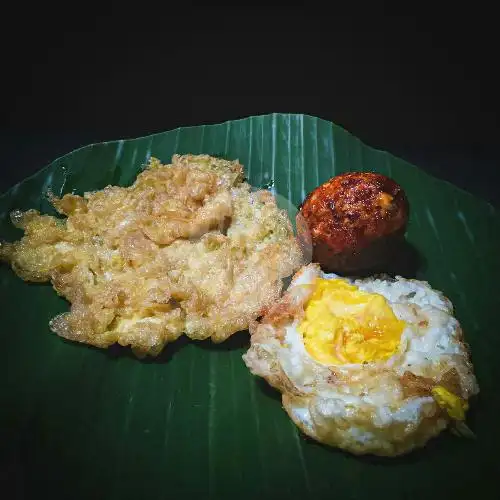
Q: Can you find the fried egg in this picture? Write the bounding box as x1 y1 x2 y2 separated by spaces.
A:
242 263 479 456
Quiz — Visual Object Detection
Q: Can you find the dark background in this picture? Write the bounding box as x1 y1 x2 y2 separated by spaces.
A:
2 3 499 206
0 5 498 498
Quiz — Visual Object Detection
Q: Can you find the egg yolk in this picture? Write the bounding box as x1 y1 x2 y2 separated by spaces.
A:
431 386 468 421
298 278 405 365
378 192 394 209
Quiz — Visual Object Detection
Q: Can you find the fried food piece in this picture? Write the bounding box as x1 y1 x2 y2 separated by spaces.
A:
298 172 409 274
243 263 479 457
1 154 304 357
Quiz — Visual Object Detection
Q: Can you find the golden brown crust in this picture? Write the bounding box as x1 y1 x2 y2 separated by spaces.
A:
282 391 447 457
268 369 307 396
400 371 435 398
438 368 463 397
260 284 314 327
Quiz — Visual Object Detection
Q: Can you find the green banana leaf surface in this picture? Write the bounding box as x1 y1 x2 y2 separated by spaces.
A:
1 114 499 500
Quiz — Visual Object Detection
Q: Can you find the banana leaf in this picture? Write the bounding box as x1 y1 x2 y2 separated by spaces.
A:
1 114 499 500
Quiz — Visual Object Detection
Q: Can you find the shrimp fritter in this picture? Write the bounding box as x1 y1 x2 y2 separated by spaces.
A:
0 154 304 357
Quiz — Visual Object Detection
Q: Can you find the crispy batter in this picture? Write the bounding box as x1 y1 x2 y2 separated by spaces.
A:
1 154 304 356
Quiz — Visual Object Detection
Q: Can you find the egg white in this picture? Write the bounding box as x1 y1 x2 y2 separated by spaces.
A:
243 263 479 456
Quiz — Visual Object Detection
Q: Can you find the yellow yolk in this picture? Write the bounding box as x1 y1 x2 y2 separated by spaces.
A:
378 192 394 208
431 386 468 421
298 278 405 365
